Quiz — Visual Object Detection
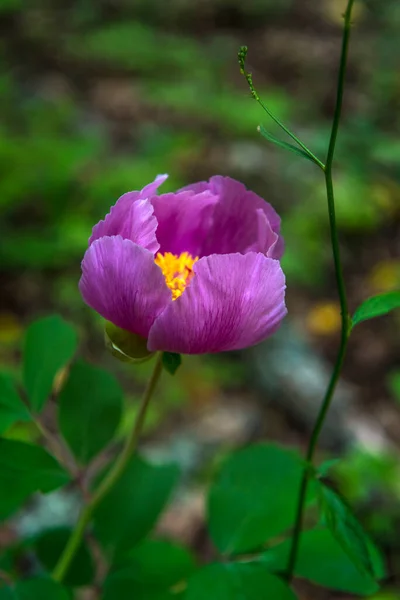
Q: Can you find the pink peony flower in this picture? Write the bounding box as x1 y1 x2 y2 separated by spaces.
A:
79 175 287 354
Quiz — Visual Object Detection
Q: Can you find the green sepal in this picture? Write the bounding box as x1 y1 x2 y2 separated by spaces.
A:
162 352 182 375
105 322 155 364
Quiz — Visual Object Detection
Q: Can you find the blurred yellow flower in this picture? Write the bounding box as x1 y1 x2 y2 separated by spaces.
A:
369 261 400 293
306 302 341 336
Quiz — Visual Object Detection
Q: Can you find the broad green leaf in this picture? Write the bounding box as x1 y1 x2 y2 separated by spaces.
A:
94 454 180 555
114 539 196 587
352 291 400 328
0 589 16 600
0 373 31 434
23 315 77 412
34 527 94 586
258 125 316 163
58 361 123 463
162 352 182 375
208 444 313 554
104 540 195 600
103 573 176 600
0 579 69 600
185 563 297 600
14 578 69 600
319 485 377 577
0 439 70 520
261 528 383 595
0 546 14 572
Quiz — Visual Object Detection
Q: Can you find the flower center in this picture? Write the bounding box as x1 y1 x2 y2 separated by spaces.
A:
155 252 199 300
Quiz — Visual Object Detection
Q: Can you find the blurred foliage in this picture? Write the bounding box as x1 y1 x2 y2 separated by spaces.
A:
0 0 398 289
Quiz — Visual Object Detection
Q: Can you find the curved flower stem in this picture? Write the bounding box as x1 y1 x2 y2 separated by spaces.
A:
52 352 164 583
285 0 355 581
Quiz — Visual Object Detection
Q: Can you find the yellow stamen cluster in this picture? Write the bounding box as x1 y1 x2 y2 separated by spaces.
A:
155 251 198 300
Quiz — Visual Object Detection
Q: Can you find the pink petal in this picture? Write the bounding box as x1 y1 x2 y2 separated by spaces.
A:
151 190 217 257
148 252 287 354
246 209 283 259
181 176 284 258
79 236 171 338
89 174 168 252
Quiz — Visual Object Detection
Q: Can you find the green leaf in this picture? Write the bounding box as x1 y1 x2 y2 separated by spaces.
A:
0 589 16 600
14 578 69 600
258 125 316 163
317 459 340 478
162 352 182 375
0 373 31 434
58 361 123 463
104 540 195 600
103 574 176 600
23 315 78 412
114 539 196 586
34 527 94 587
185 563 297 600
0 439 70 520
352 291 400 328
0 579 69 600
93 454 180 555
261 528 383 595
208 443 313 555
319 485 378 578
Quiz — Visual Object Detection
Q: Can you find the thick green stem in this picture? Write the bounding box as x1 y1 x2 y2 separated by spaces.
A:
52 352 164 583
285 0 355 581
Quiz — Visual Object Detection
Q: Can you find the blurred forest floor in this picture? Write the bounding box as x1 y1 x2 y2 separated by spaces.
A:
0 0 400 598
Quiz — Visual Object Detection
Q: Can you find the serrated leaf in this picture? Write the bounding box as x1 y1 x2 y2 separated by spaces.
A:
34 527 95 586
0 373 31 434
93 454 180 555
162 352 181 375
185 563 297 600
319 485 377 578
58 361 123 464
261 527 383 595
208 443 314 555
258 125 316 162
352 291 400 328
23 315 78 412
0 439 70 520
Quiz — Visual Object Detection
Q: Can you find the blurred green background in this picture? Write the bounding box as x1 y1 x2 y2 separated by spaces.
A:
0 0 400 598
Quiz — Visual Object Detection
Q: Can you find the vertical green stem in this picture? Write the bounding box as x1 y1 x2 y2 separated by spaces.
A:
285 0 355 581
52 352 164 583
